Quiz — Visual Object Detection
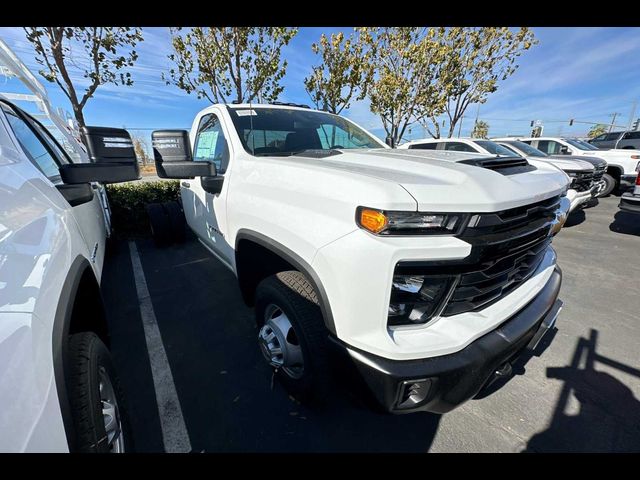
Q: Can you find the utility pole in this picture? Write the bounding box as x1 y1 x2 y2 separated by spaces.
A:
627 100 637 131
458 116 465 138
608 112 621 133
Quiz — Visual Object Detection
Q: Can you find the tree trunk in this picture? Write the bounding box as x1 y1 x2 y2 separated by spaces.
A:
73 106 86 130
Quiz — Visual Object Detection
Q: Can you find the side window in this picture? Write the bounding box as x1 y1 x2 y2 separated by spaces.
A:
623 131 640 140
1 103 65 184
193 113 229 173
592 134 607 142
536 140 563 155
605 132 622 141
408 143 437 150
443 142 477 153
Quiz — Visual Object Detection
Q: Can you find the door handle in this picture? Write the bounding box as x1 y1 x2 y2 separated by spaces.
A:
181 181 191 188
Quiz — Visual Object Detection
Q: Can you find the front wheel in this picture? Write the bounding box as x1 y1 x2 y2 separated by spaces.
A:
597 173 616 197
67 332 132 452
255 271 332 404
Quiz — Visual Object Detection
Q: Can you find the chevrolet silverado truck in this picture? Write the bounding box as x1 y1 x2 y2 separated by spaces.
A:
515 136 639 197
151 103 570 414
399 137 595 213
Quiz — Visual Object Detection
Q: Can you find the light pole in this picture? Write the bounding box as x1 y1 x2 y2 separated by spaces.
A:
608 112 621 133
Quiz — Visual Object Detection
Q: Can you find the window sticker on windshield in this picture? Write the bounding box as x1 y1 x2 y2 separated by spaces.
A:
236 109 257 117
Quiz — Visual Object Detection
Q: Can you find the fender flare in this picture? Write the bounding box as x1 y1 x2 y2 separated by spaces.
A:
51 256 92 452
235 229 336 335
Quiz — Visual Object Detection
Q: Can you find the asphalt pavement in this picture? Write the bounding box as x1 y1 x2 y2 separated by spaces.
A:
101 195 640 452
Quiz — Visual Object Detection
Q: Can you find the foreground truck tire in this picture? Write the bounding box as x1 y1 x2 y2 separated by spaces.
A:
599 173 616 197
67 333 132 453
255 271 332 404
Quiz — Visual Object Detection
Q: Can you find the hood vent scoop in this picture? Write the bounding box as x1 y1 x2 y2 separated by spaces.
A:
459 156 536 176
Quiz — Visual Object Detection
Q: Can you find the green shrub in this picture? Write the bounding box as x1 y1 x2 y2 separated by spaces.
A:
106 180 180 237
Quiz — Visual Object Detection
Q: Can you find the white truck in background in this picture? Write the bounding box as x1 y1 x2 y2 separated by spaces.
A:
150 103 570 414
514 136 640 197
399 137 596 213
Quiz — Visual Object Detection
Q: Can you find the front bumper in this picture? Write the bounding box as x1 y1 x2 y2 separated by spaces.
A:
619 192 640 213
567 189 592 212
330 267 563 414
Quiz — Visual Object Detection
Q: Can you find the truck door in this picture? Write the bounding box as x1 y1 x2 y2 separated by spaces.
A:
0 102 106 278
183 112 234 267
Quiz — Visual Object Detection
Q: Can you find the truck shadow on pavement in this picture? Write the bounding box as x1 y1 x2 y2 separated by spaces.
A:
563 209 586 228
102 236 441 453
609 211 640 237
523 329 640 452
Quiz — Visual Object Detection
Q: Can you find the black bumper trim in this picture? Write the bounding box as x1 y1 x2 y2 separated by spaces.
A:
329 267 562 414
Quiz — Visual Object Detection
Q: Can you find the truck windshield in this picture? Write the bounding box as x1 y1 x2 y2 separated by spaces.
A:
566 139 599 151
227 107 384 156
474 140 518 156
502 140 548 157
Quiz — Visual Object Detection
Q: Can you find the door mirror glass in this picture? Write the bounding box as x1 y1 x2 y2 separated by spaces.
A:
152 130 217 179
59 127 140 184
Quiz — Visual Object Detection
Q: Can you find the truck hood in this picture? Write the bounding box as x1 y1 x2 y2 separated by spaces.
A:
525 156 594 171
547 154 607 169
273 148 569 212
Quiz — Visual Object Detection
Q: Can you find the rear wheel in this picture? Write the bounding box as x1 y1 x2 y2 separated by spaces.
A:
255 271 332 404
598 173 616 197
67 332 132 453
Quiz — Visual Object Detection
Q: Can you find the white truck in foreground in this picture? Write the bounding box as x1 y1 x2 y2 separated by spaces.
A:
152 103 570 413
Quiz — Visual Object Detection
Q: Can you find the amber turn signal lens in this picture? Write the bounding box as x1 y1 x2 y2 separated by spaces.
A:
359 208 388 233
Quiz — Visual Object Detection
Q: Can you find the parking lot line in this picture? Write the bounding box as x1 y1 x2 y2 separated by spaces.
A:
128 241 192 453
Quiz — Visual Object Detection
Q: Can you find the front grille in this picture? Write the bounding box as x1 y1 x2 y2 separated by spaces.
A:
441 195 560 316
570 171 594 192
593 165 606 182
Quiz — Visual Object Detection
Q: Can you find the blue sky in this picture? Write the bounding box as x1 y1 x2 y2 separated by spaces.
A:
1 27 640 143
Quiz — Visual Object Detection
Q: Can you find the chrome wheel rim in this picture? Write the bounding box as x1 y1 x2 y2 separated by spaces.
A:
258 304 304 379
99 367 124 453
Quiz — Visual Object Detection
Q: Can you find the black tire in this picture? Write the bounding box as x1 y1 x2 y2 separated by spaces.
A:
598 173 616 197
67 332 132 453
146 202 172 246
255 271 332 404
163 201 186 244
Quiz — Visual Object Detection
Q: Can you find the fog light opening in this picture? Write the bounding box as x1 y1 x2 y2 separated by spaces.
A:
396 378 432 410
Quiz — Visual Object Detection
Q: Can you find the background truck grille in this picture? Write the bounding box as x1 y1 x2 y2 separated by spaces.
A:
593 165 606 182
441 195 560 316
570 171 594 192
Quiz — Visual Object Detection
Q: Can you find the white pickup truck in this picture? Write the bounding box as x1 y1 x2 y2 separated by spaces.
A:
515 136 640 197
151 103 570 413
399 137 597 213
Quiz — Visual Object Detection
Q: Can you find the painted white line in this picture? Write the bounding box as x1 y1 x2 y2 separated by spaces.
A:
128 241 192 453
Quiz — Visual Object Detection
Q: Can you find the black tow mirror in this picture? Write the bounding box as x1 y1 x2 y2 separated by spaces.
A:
59 127 140 184
152 130 217 179
559 146 570 155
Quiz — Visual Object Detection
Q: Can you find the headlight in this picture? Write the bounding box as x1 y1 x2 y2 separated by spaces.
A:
357 207 464 235
388 274 454 326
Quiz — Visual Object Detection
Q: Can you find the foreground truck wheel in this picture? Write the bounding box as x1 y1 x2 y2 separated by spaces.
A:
67 333 132 453
255 271 331 404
